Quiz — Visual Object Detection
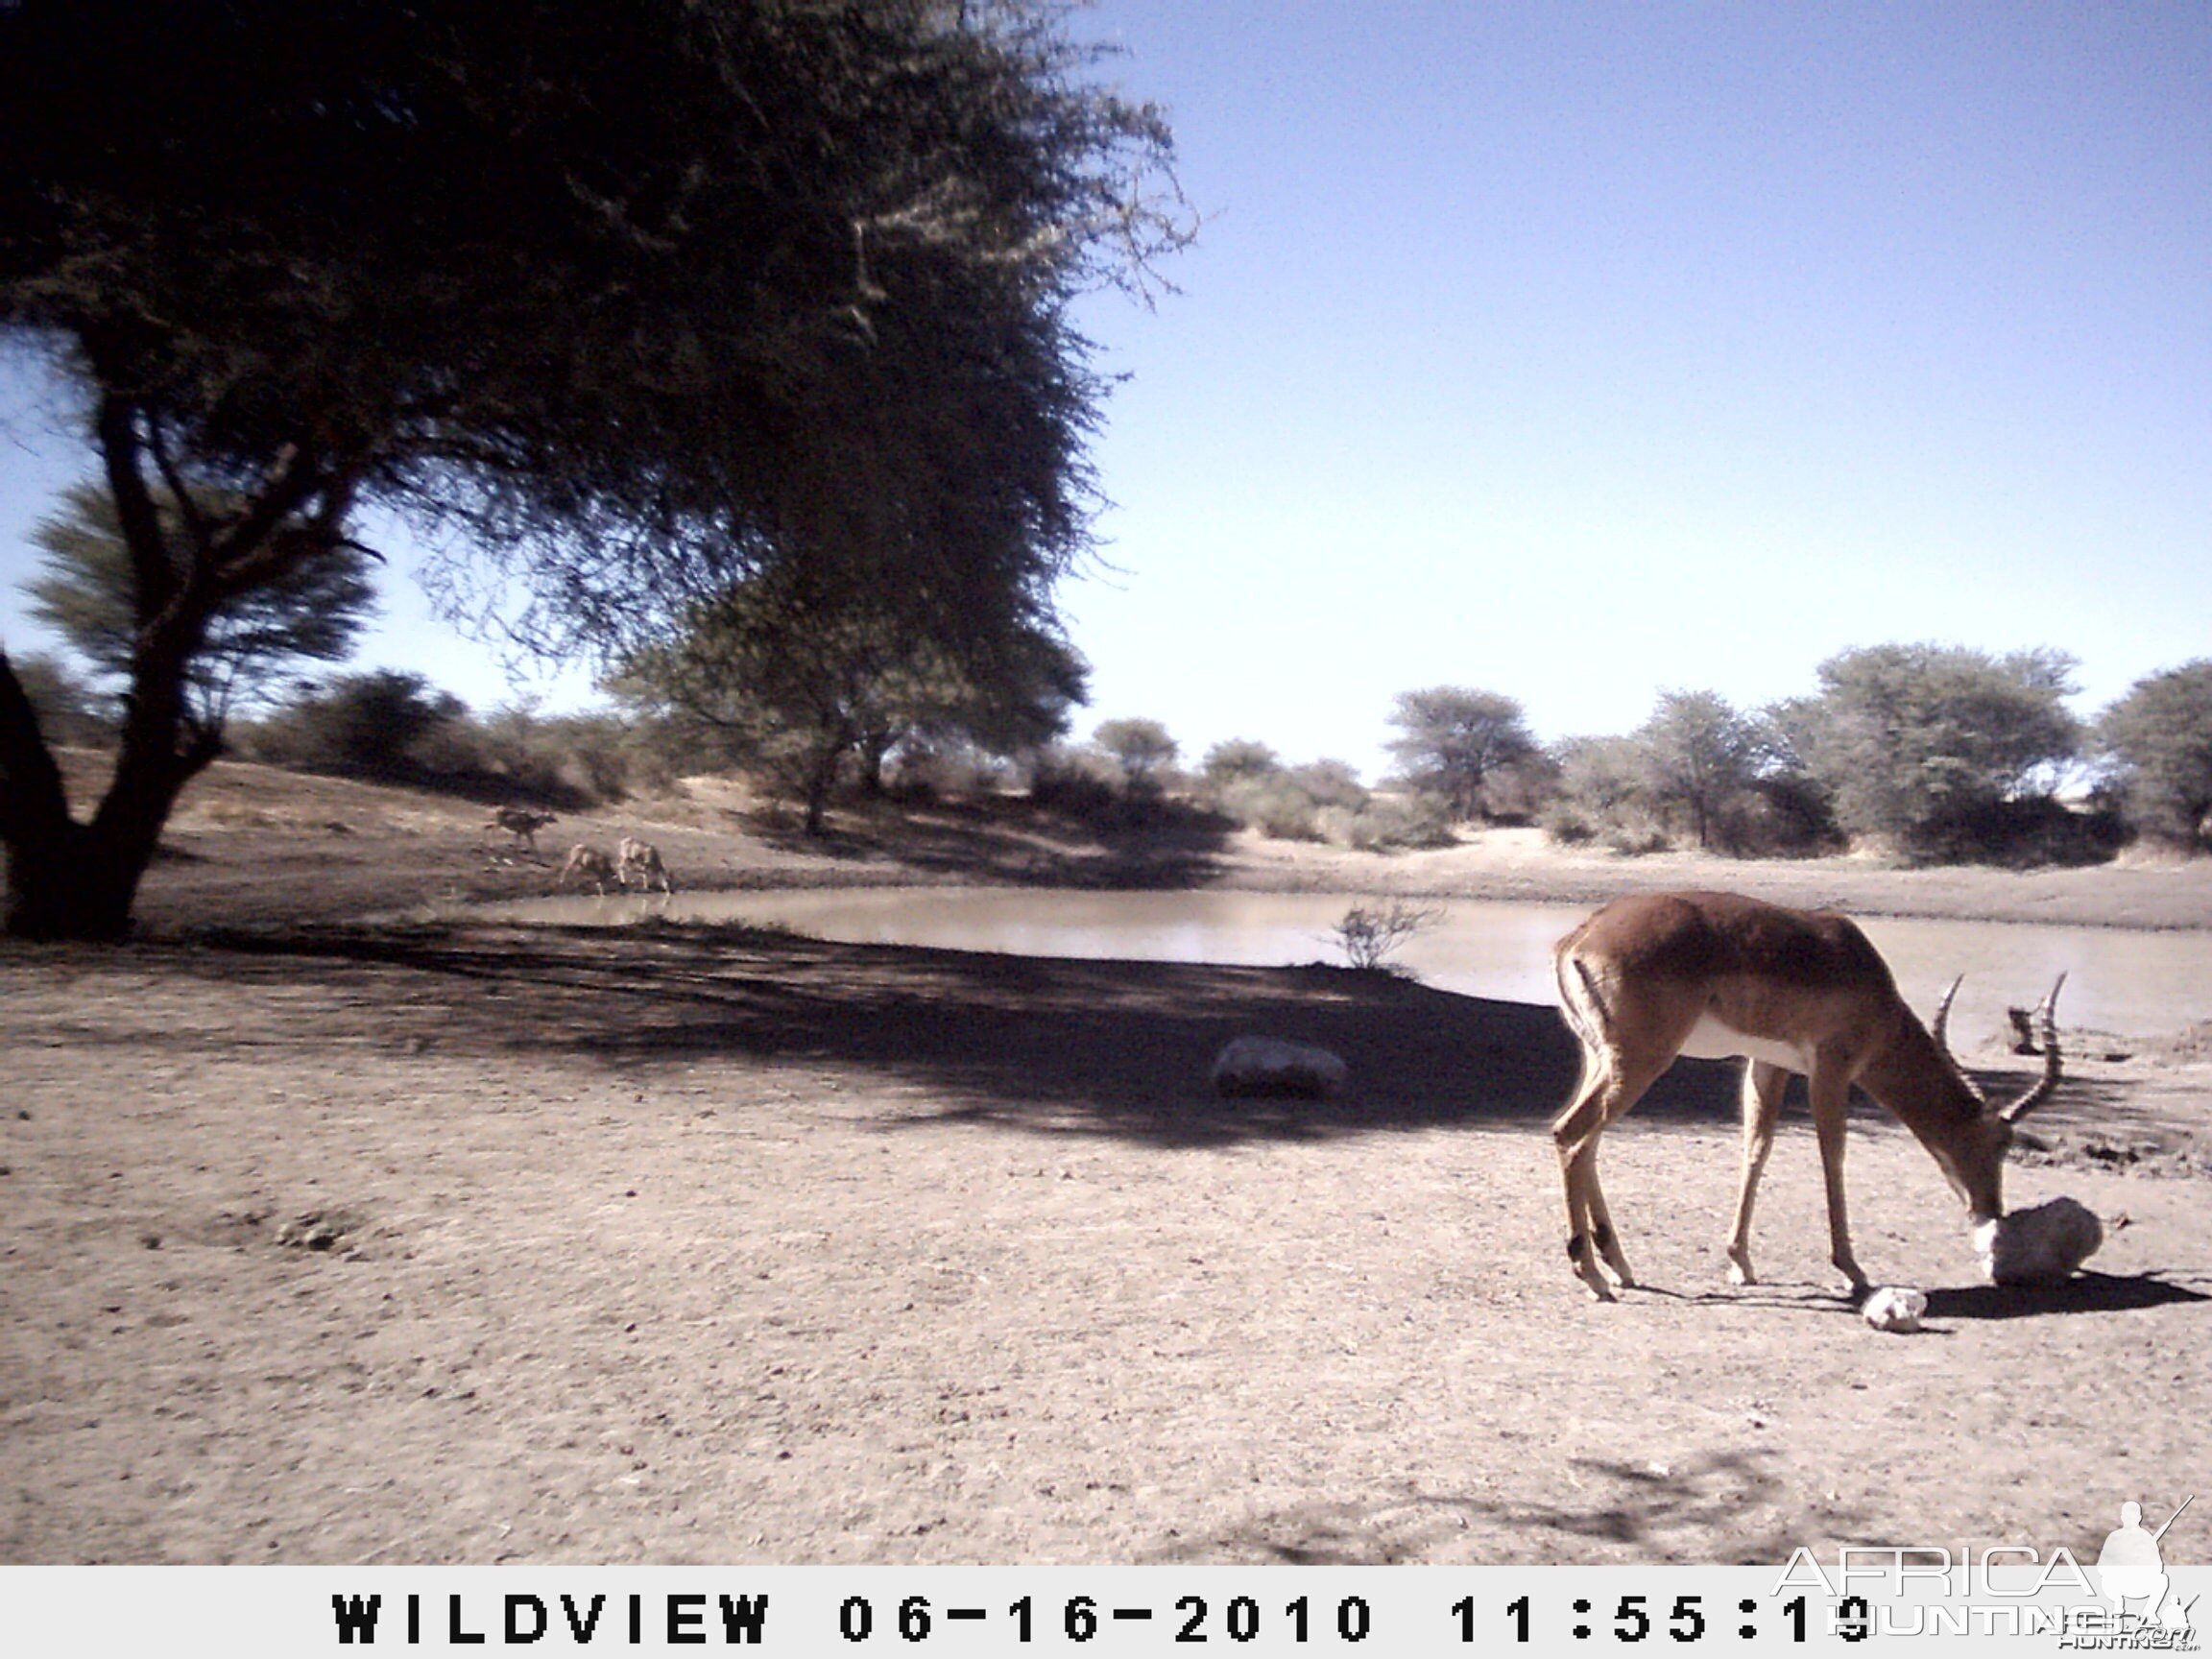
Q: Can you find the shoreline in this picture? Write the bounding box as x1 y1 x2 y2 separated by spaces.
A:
117 756 2212 938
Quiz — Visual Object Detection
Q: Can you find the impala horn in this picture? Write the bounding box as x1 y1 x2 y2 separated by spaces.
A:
1931 974 1966 1065
1998 974 2067 1122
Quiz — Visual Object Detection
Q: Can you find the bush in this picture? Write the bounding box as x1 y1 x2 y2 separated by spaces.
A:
1911 796 2124 869
1329 898 1444 974
1214 773 1324 839
237 674 670 805
1199 738 1280 784
6 652 113 748
887 741 1012 801
1543 735 1665 849
1027 744 1187 831
241 670 468 781
1711 776 1841 858
1317 793 1455 852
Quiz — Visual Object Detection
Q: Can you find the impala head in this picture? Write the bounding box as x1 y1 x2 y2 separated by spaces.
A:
1924 972 2066 1221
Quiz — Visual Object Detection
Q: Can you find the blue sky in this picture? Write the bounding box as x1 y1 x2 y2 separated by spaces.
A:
4 2 2207 781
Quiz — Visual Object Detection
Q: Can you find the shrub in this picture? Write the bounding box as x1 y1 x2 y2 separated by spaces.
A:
1215 774 1324 840
6 652 113 748
241 670 468 781
1318 793 1455 852
238 675 670 805
1329 898 1444 974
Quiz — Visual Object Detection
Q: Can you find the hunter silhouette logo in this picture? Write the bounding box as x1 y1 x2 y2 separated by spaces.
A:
2096 1495 2196 1633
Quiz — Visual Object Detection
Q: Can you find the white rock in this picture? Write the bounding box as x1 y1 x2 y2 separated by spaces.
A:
1976 1196 2103 1286
1862 1286 1928 1333
1210 1036 1348 1100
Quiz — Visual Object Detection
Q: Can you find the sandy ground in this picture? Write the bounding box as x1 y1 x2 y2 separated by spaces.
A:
4 757 2209 1565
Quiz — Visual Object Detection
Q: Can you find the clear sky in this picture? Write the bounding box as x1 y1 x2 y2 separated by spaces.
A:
4 2 2208 781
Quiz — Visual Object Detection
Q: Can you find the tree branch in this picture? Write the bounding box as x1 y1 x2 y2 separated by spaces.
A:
143 410 216 575
92 391 180 619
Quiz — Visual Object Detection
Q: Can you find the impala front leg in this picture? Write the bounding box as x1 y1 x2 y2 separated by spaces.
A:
1725 1060 1788 1286
1809 1067 1870 1294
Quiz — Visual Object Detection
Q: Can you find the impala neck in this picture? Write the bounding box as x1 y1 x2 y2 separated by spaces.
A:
1855 1015 2010 1224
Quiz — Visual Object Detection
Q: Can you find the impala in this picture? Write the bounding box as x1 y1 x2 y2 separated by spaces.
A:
556 843 621 896
1551 890 2062 1301
486 805 558 853
616 836 674 894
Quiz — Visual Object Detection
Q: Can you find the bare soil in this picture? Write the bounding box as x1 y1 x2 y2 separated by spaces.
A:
4 757 2209 1565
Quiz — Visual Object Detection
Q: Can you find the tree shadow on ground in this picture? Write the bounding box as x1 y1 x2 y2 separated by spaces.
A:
167 920 1642 1144
143 920 2205 1158
1150 1449 1848 1565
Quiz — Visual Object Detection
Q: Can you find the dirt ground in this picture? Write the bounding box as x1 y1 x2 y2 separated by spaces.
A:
4 758 2209 1565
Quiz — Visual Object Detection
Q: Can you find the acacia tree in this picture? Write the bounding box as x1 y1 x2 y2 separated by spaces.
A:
27 481 378 727
0 0 1189 938
1091 717 1180 786
1775 643 2080 857
1633 688 1762 851
1384 686 1538 822
617 566 1088 832
2100 661 2212 848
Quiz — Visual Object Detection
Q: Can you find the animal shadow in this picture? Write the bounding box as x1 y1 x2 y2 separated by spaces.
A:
1921 1270 2211 1321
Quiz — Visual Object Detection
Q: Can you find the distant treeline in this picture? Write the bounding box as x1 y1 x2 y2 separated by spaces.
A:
16 641 2211 866
1050 646 2212 867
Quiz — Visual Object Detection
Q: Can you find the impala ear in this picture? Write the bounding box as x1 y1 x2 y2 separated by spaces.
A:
1998 974 2067 1123
1931 974 1965 1064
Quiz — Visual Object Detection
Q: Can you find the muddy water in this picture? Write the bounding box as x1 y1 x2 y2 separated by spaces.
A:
475 887 2212 1039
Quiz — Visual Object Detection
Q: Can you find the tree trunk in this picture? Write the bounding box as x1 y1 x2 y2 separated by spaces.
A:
2 640 214 941
801 742 839 835
4 815 148 941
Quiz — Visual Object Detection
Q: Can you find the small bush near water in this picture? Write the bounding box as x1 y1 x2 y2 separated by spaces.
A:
1330 898 1445 975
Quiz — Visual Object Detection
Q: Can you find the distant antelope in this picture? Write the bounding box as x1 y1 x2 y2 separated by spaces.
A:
556 843 620 895
486 805 557 853
617 836 674 894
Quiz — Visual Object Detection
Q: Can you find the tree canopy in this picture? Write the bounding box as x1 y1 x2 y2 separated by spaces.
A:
1383 686 1538 822
27 482 378 725
1632 688 1763 852
2099 661 2212 849
1091 717 1180 784
614 564 1088 832
0 0 1189 936
1774 643 2080 856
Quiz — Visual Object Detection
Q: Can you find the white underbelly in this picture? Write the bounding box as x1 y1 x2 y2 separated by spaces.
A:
1679 1013 1815 1074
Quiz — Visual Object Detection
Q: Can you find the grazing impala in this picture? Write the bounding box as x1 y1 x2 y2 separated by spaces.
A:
1551 891 2063 1301
556 843 621 895
616 836 674 894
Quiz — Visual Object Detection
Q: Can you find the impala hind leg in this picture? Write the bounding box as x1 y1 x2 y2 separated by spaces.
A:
1809 1067 1870 1294
1583 1145 1636 1289
1551 1071 1618 1300
1551 1051 1664 1300
1725 1060 1789 1286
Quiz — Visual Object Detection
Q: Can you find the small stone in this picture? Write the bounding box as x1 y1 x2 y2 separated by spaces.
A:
1862 1286 1927 1333
1210 1036 1348 1099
